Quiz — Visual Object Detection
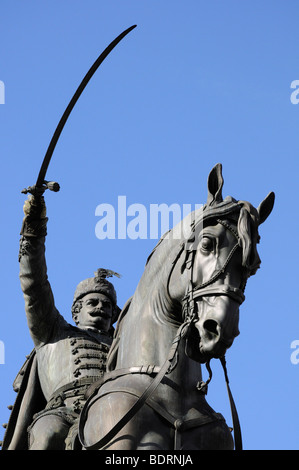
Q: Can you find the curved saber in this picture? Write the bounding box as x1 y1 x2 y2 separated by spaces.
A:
23 25 137 194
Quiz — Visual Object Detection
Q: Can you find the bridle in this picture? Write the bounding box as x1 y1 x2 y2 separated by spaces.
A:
79 215 248 451
181 217 247 326
178 216 248 451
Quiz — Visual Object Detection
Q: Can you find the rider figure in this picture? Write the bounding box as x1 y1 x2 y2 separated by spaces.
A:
13 190 120 449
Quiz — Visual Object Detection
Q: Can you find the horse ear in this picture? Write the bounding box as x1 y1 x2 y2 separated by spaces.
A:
207 163 224 206
257 191 275 225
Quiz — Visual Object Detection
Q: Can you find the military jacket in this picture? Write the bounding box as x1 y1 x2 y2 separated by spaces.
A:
19 235 112 403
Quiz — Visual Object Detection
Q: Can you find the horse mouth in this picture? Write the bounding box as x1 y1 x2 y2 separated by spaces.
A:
186 316 234 362
199 337 230 359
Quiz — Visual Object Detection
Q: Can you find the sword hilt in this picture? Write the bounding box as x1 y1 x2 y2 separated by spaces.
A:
44 181 60 192
21 181 60 195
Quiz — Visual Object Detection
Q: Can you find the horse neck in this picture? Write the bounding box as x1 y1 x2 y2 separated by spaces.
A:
109 230 204 401
115 243 182 368
114 288 203 389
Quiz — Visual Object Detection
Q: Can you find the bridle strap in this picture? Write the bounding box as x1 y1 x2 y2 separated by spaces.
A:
192 284 245 305
79 357 172 450
182 218 244 450
181 214 250 323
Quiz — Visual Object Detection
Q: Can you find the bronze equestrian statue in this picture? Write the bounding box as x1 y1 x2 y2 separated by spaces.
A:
2 192 120 450
2 164 274 451
2 26 274 450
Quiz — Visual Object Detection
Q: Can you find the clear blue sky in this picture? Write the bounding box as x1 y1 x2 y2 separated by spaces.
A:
0 1 298 450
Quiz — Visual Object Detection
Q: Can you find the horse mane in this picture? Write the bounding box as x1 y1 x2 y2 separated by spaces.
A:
106 210 205 371
236 202 261 275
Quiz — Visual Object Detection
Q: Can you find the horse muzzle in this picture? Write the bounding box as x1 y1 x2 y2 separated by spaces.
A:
198 318 236 359
192 293 241 361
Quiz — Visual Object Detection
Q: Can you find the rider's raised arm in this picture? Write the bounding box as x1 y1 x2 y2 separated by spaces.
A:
19 193 59 347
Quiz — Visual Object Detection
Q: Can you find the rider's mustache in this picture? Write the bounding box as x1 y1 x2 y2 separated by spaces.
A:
88 308 111 319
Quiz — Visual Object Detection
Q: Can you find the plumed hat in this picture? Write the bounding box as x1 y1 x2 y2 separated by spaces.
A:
72 269 121 323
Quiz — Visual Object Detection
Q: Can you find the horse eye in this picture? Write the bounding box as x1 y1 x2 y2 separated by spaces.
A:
201 237 213 252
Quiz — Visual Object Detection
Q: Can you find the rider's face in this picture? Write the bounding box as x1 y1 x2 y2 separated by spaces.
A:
78 292 113 332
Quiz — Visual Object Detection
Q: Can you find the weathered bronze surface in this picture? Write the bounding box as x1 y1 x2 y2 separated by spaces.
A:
3 164 274 450
78 164 274 450
2 193 120 450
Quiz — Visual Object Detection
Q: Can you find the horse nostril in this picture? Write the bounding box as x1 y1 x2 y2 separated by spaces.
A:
203 319 219 339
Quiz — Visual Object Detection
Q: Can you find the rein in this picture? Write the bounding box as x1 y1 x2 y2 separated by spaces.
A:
181 217 244 450
78 318 193 450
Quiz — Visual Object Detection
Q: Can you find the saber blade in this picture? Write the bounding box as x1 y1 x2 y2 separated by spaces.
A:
35 25 137 189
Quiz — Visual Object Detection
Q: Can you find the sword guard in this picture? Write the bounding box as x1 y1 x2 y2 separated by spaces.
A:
21 181 60 195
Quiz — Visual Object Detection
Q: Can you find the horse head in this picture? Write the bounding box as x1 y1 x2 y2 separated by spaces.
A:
167 163 274 363
108 164 274 371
